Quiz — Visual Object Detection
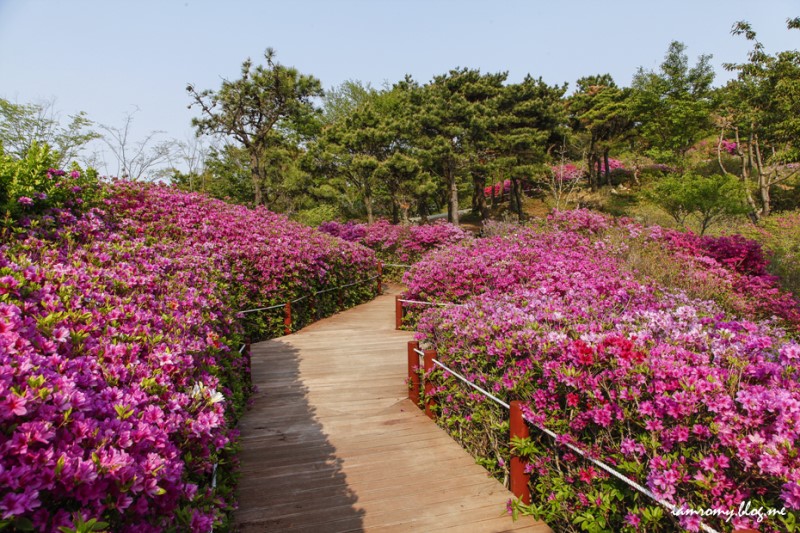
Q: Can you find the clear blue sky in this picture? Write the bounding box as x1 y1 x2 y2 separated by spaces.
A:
0 0 797 171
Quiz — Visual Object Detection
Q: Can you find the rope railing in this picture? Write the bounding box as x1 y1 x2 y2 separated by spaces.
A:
239 274 381 314
238 302 287 315
237 266 383 336
398 298 453 306
395 297 460 329
407 340 721 533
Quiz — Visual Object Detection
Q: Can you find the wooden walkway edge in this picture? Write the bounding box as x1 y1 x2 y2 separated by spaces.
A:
233 285 551 532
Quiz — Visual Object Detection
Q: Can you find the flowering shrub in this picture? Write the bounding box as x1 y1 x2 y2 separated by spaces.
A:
484 179 513 197
735 211 800 298
1 179 377 531
317 220 366 242
646 226 800 326
544 209 800 327
319 219 470 266
404 210 800 532
720 140 738 154
482 179 536 198
606 158 625 171
0 143 104 220
551 163 583 183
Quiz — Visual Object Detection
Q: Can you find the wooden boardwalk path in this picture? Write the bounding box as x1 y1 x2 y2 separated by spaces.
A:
234 285 551 533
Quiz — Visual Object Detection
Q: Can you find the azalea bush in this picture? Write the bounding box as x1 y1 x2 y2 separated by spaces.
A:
319 219 471 270
404 211 800 532
0 143 104 220
736 211 800 298
0 176 377 531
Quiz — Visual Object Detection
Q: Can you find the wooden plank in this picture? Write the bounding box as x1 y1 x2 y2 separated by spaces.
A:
234 286 551 532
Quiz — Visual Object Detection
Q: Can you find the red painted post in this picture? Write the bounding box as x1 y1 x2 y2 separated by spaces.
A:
423 349 437 420
283 302 292 335
509 400 531 505
407 340 421 405
377 262 383 295
395 295 403 330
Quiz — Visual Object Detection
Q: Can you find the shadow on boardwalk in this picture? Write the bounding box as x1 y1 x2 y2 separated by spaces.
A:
234 338 365 532
234 287 550 533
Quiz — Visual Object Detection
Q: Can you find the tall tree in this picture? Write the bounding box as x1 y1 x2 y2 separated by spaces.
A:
631 41 715 166
568 75 633 189
187 48 323 206
0 98 98 167
322 80 375 125
308 87 414 223
492 76 568 218
408 68 507 224
98 109 174 181
718 18 800 218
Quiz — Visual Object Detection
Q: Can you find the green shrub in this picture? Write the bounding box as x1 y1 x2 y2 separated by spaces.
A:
644 172 749 235
0 142 103 220
292 204 340 227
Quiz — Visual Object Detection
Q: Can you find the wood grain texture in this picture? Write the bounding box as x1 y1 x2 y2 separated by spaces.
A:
234 284 551 533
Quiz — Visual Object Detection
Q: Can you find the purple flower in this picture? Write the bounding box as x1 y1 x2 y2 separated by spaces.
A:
17 196 33 206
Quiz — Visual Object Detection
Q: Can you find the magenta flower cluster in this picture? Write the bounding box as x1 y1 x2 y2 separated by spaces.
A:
720 140 738 155
551 163 584 183
319 219 470 265
405 211 800 531
648 226 800 326
1 180 376 531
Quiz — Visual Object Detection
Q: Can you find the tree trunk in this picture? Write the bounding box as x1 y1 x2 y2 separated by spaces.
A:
391 200 399 224
735 127 760 221
250 153 263 205
754 134 771 218
511 178 523 220
364 186 374 223
594 155 603 190
418 198 429 223
472 171 489 220
603 149 611 186
447 162 459 225
587 137 598 191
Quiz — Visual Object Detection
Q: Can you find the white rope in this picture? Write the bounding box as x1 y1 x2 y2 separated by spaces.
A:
238 302 286 314
238 344 246 354
209 462 219 533
413 348 425 356
430 358 511 409
427 356 720 533
239 274 380 314
519 413 719 533
315 285 340 295
384 263 413 268
398 299 454 307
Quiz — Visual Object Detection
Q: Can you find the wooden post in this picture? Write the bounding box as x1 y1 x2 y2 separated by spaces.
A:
509 400 531 505
423 349 436 420
377 262 383 295
407 340 421 405
395 295 403 330
284 302 292 336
